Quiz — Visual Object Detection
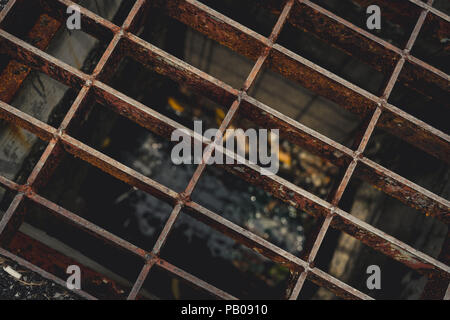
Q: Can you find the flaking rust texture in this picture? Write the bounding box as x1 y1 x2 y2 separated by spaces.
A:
0 0 448 300
7 232 130 299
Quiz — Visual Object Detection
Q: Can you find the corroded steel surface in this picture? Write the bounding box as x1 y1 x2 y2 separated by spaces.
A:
0 0 448 300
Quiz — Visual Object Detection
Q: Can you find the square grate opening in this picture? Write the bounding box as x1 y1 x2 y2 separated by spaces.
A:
159 211 291 299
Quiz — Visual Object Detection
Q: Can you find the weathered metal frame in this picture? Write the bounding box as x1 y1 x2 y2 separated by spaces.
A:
0 0 448 300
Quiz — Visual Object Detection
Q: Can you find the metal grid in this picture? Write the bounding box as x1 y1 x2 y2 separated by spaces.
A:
0 0 448 300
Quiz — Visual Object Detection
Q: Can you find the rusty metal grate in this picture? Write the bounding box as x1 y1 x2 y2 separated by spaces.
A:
0 0 449 300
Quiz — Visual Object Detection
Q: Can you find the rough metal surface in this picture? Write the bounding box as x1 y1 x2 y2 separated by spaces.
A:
0 0 448 300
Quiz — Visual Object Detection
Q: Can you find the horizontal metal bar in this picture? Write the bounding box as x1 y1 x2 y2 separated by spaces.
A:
0 13 62 103
378 102 450 164
408 0 450 21
332 207 450 277
154 0 449 163
121 32 238 107
26 192 148 260
117 33 450 206
158 0 269 61
2 2 447 168
179 202 373 299
129 255 240 300
0 175 20 191
212 154 450 279
1 16 448 172
59 133 179 205
1 87 448 278
357 157 450 223
156 258 238 300
307 267 373 300
401 57 450 107
162 0 449 108
0 101 180 205
2 55 449 223
160 0 379 117
347 0 450 24
268 43 379 117
288 0 449 94
7 231 133 299
184 201 310 270
0 0 448 300
0 29 87 88
293 0 449 113
239 93 354 167
92 81 189 140
0 100 57 141
40 0 117 41
289 0 401 75
267 45 450 162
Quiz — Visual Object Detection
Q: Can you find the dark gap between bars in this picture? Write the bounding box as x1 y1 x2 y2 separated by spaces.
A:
1 0 113 74
313 227 431 300
246 65 363 149
364 126 450 196
337 173 448 259
38 151 174 252
196 0 282 38
158 210 291 299
0 125 49 184
16 199 144 299
137 264 215 300
69 100 197 193
411 13 450 74
131 4 256 90
277 20 386 96
308 0 423 49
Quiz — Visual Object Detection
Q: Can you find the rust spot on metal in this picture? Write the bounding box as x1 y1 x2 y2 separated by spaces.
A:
0 14 61 102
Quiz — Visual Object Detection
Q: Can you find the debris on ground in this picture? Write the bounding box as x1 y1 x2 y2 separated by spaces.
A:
0 254 82 300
